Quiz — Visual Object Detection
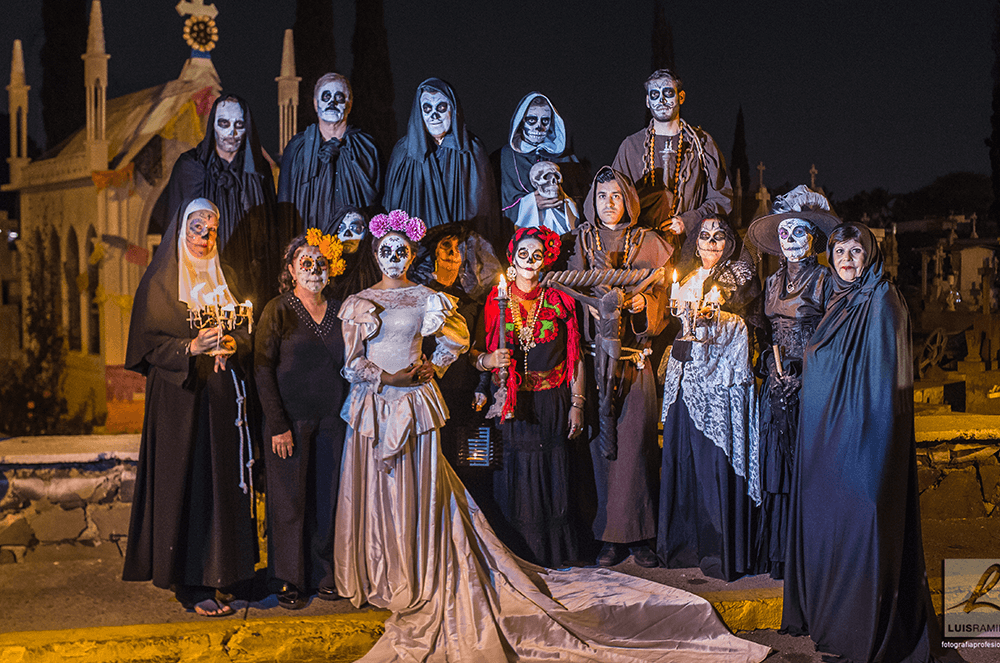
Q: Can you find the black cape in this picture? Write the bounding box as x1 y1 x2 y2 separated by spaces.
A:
383 78 501 249
158 94 281 310
277 123 383 233
122 200 257 591
782 224 953 662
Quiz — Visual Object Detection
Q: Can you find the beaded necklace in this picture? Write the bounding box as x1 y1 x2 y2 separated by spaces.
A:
509 283 546 377
643 120 684 217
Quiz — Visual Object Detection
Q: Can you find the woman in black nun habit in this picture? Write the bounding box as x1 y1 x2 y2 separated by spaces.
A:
782 223 961 663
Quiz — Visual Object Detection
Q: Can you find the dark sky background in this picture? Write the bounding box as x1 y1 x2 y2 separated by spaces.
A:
2 0 994 201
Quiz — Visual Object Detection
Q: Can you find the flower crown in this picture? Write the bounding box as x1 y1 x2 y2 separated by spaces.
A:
370 209 426 242
305 227 346 277
507 226 561 268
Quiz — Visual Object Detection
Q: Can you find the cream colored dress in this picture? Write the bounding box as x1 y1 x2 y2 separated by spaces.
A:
335 284 769 663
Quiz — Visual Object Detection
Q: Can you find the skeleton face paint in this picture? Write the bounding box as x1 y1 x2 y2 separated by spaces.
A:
214 100 246 155
291 245 329 293
595 180 625 228
434 236 462 286
420 90 452 142
185 209 219 258
645 78 683 123
335 212 366 254
514 237 545 283
832 239 866 282
530 161 562 200
521 102 553 146
777 218 816 262
315 80 351 124
697 218 727 269
376 233 414 278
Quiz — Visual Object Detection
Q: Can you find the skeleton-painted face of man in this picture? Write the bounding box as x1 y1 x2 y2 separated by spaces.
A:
530 161 562 200
185 209 219 258
645 77 684 123
335 212 366 254
420 90 452 142
595 180 625 228
777 218 816 262
214 100 246 155
521 101 553 146
291 245 329 293
514 237 545 283
376 233 414 279
697 218 727 269
832 239 866 282
315 79 351 124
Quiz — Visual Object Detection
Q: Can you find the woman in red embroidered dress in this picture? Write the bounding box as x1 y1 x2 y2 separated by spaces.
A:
475 226 585 567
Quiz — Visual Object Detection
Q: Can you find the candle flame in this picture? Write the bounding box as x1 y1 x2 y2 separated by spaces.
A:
497 274 508 298
672 269 678 283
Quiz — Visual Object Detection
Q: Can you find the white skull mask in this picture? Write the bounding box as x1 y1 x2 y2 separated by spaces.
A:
292 246 329 293
315 79 351 124
697 218 727 269
645 78 682 123
214 100 246 155
513 237 544 282
335 212 366 254
529 161 562 200
521 102 553 146
420 90 452 141
777 218 816 262
376 234 413 278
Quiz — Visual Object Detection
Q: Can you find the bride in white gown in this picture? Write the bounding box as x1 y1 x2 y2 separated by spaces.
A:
334 210 769 662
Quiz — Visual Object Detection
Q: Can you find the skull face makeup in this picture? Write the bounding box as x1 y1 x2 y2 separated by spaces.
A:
529 161 562 200
291 245 329 293
697 218 727 269
315 79 351 124
336 212 367 254
513 237 545 283
214 100 246 157
434 235 462 286
777 218 816 262
645 78 684 123
595 180 626 228
376 233 414 279
420 90 452 142
185 209 219 258
521 101 553 146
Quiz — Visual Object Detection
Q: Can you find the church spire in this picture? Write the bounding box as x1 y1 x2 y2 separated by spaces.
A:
7 39 30 183
83 0 109 170
276 29 301 155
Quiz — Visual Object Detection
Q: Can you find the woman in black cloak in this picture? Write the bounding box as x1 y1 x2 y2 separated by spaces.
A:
382 78 501 250
657 214 762 581
123 198 257 616
782 223 959 662
158 94 282 310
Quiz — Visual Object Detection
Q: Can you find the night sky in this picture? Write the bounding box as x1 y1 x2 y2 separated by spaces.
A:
2 0 994 201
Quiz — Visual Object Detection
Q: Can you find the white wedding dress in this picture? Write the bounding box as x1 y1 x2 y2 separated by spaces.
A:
335 284 769 663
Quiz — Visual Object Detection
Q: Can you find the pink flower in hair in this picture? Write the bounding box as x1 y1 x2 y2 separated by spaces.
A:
370 209 426 242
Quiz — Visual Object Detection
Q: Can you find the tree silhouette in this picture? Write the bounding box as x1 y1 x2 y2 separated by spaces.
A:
651 1 675 72
293 0 337 133
350 0 397 159
730 106 749 194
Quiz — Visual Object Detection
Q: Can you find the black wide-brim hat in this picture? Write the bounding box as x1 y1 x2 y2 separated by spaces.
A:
746 185 840 256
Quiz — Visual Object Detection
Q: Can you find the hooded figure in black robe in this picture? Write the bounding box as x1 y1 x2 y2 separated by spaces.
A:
159 94 280 310
123 198 258 610
277 73 382 233
782 223 958 663
383 78 501 250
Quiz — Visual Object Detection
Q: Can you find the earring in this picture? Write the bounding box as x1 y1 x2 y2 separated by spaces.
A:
506 266 517 280
694 247 700 258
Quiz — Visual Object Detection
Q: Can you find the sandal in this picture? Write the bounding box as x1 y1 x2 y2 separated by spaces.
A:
193 598 235 617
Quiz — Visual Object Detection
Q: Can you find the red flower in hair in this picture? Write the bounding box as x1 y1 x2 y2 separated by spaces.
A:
507 226 561 268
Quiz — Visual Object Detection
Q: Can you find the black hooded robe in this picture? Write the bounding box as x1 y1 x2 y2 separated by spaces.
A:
277 124 382 234
159 94 281 310
782 225 954 662
122 202 257 596
383 78 501 250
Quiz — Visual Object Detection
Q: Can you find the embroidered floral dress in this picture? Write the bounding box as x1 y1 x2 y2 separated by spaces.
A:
483 283 582 567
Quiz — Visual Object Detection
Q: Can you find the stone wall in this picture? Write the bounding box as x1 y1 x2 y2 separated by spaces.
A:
917 440 1000 519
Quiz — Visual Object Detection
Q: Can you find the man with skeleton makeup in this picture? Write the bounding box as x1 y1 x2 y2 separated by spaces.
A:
745 185 838 579
383 78 501 250
157 94 279 310
494 92 590 228
278 73 382 235
612 69 732 245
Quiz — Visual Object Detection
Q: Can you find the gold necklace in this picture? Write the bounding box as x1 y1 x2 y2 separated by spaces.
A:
510 285 545 354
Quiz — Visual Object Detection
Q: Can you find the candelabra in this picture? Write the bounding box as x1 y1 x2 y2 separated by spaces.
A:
186 285 253 355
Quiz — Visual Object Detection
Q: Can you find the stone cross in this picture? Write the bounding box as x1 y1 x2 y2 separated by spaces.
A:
809 164 817 190
176 0 219 19
971 213 979 239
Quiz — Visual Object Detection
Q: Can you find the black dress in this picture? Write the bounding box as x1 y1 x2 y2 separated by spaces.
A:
254 292 347 592
782 226 956 662
755 257 828 579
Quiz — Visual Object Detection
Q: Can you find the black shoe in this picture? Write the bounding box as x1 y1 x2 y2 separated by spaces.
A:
277 583 307 610
316 584 340 601
630 545 660 568
596 542 627 567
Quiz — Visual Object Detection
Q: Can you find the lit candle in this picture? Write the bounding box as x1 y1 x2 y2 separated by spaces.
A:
705 286 723 306
497 274 508 300
190 282 206 307
670 269 679 301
